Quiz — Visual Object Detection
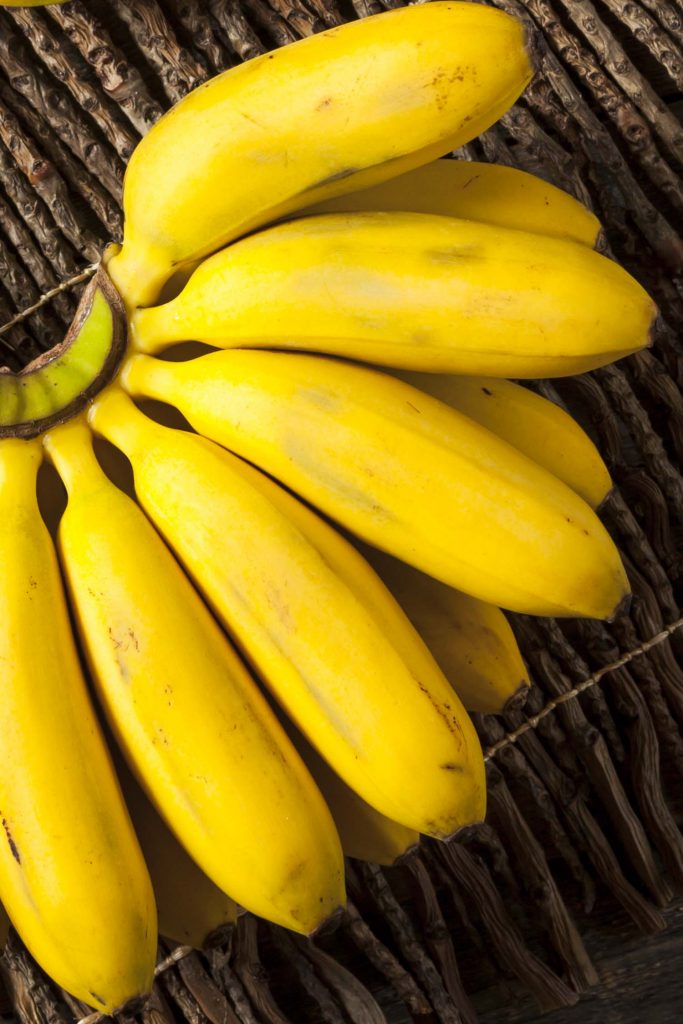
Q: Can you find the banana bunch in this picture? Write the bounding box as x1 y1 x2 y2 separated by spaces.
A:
0 1 653 1013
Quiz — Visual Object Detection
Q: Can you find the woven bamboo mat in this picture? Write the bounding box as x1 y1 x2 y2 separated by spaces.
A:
1 0 682 1021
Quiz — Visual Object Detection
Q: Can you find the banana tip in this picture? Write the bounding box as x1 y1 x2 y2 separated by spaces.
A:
606 591 632 624
523 19 544 77
393 842 421 867
595 484 616 514
647 311 662 349
502 682 531 717
441 821 486 845
111 993 150 1018
594 227 609 254
308 904 346 941
202 922 236 950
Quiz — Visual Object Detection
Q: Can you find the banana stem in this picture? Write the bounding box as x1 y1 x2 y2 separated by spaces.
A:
0 268 127 441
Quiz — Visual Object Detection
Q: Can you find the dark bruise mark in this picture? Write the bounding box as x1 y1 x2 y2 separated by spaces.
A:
89 992 106 1007
413 675 464 744
316 97 333 110
428 245 482 264
461 173 481 190
305 167 358 190
482 387 493 396
440 763 464 773
406 401 421 413
239 110 266 129
2 818 20 863
27 577 37 589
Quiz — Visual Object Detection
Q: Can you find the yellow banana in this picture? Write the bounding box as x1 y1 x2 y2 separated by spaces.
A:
394 372 612 509
289 730 419 866
107 2 534 307
123 349 629 620
44 417 344 935
118 763 237 949
0 438 156 1012
363 548 529 716
132 213 655 377
88 390 486 839
300 159 601 247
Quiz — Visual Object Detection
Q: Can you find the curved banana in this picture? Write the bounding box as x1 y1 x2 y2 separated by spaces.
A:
44 418 344 935
300 159 601 247
119 765 237 949
364 548 529 716
394 372 612 509
290 731 419 866
0 438 156 1012
107 2 534 307
123 350 629 620
88 390 486 839
132 213 655 377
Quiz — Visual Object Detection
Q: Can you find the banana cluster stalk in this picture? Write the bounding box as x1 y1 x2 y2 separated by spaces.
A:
0 0 652 1009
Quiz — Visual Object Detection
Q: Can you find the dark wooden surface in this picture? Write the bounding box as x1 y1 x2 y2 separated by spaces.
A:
478 900 683 1024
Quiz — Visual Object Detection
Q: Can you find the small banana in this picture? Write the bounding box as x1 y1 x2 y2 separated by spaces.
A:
88 389 486 839
107 2 534 307
363 548 529 716
394 372 612 509
0 438 156 1012
300 159 601 247
132 212 655 377
44 417 344 935
122 349 629 620
118 763 237 949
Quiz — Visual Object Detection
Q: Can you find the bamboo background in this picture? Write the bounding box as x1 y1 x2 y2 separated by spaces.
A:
0 0 682 1021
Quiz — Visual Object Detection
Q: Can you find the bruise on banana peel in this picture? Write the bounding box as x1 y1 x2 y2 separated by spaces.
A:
0 270 126 440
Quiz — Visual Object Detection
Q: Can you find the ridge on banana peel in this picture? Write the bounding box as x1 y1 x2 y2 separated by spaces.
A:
394 371 612 509
132 212 656 377
0 439 156 1012
116 758 238 950
287 726 420 867
44 416 344 936
362 546 530 717
107 2 535 308
299 158 602 247
122 349 630 620
87 390 487 839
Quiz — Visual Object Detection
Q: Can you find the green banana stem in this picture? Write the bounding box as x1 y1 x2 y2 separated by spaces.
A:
0 268 127 440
